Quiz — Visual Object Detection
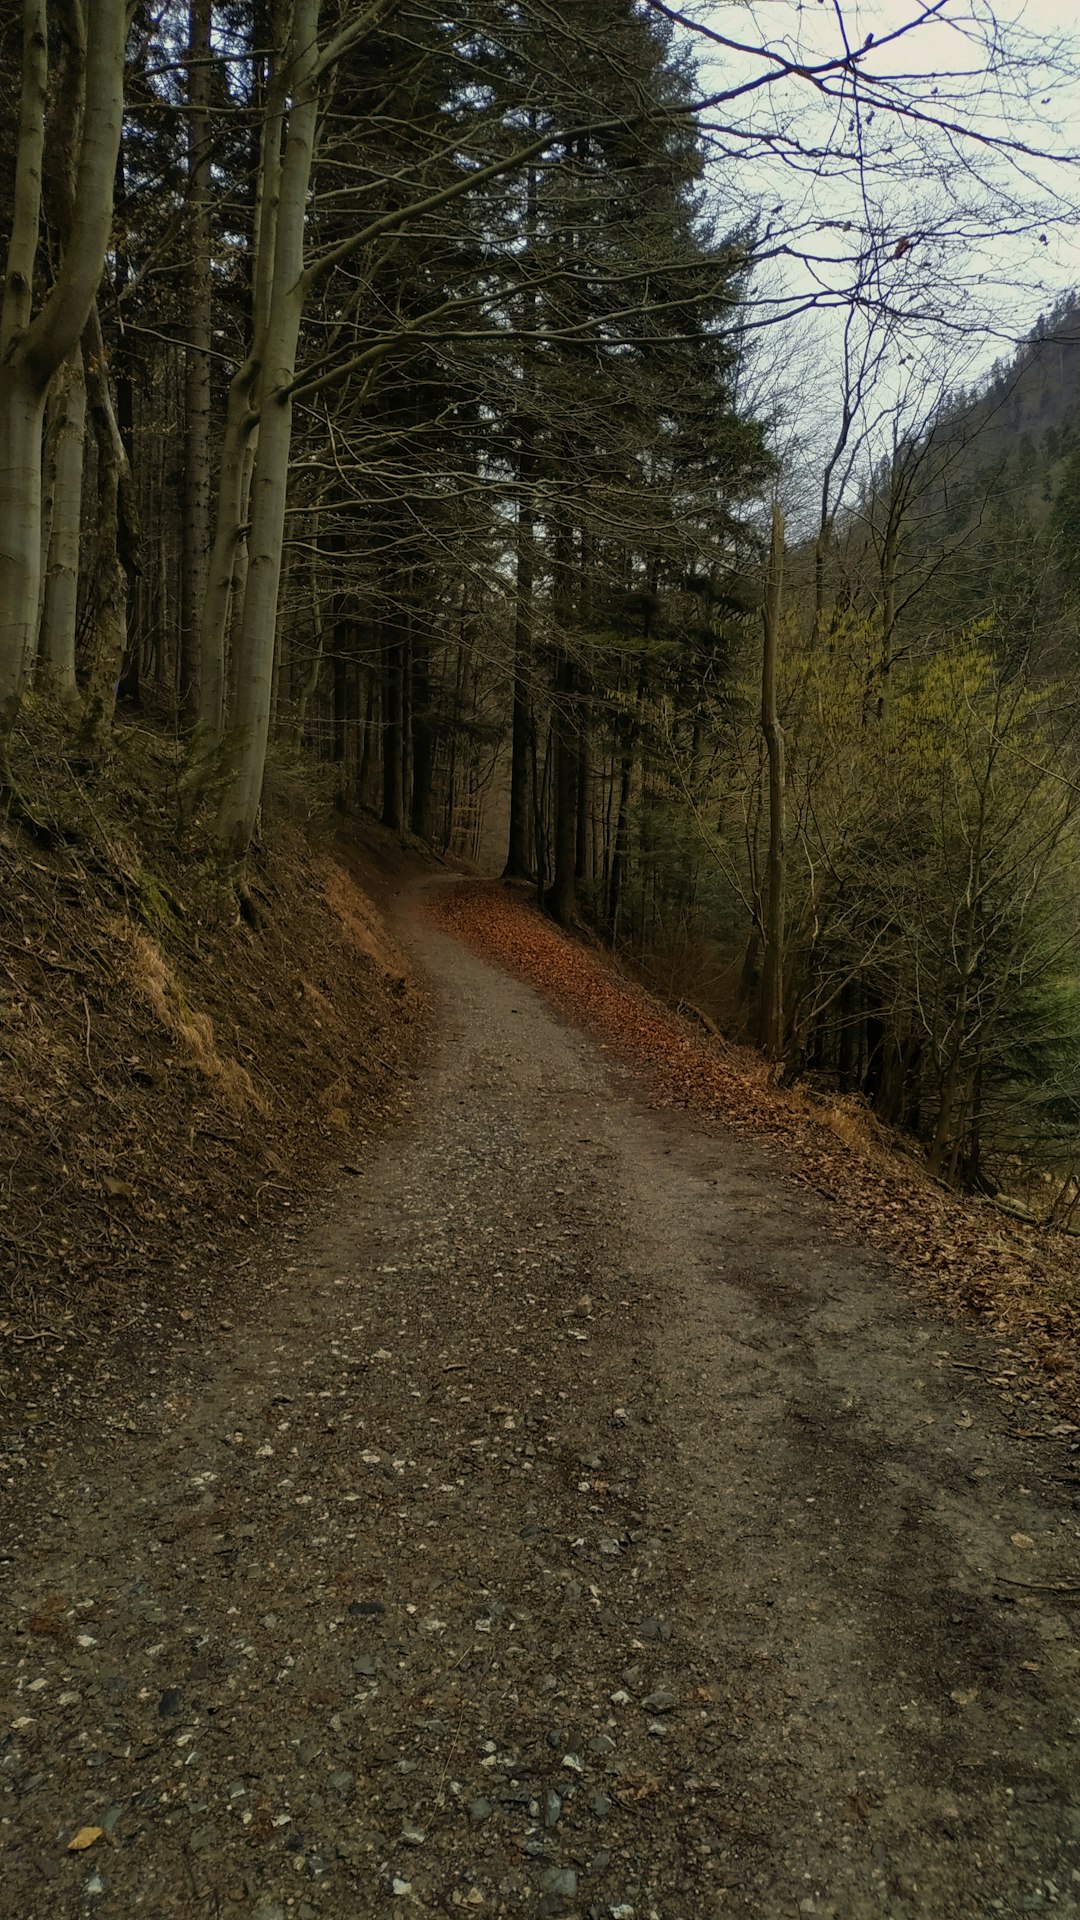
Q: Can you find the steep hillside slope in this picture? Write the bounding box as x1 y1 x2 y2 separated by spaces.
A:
1 719 426 1413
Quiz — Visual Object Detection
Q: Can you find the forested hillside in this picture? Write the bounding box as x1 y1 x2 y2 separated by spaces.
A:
1 0 1077 1214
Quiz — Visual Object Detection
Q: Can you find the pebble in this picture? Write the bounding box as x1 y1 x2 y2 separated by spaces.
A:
544 1791 562 1828
469 1798 493 1823
253 1902 285 1920
327 1769 355 1794
539 1866 578 1897
642 1688 678 1713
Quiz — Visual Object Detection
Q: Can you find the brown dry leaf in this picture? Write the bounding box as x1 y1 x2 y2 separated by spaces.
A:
615 1774 662 1806
1011 1532 1036 1550
956 1410 974 1429
67 1827 103 1853
429 882 1080 1425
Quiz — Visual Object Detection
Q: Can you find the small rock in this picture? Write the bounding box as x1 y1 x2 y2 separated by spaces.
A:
539 1867 577 1897
561 1753 584 1775
392 1879 412 1896
589 1791 613 1819
85 1872 107 1898
598 1538 622 1557
640 1619 672 1641
641 1688 678 1713
253 1902 286 1920
327 1770 355 1795
158 1688 182 1718
189 1825 218 1853
589 1734 615 1755
400 1825 425 1846
544 1791 562 1828
469 1798 493 1824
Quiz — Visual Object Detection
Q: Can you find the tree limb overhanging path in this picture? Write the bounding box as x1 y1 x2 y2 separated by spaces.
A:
4 880 1079 1918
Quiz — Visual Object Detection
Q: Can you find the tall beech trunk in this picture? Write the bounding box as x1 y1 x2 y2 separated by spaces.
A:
504 468 535 879
79 308 140 750
549 505 577 925
410 619 434 840
195 27 286 750
216 0 319 857
37 346 86 707
180 0 213 725
550 654 578 925
0 0 126 742
504 147 538 880
382 611 405 833
759 505 786 1059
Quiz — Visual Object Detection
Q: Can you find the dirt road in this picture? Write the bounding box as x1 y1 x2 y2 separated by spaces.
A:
4 897 1080 1918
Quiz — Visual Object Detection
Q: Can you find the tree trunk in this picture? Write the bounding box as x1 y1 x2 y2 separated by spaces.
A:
410 621 434 840
79 309 140 750
216 0 319 858
382 612 405 833
180 0 214 726
550 654 578 924
759 504 786 1059
503 474 535 878
0 0 126 741
37 345 86 707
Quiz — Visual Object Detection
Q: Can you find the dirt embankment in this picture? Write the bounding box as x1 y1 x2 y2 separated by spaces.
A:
0 726 427 1416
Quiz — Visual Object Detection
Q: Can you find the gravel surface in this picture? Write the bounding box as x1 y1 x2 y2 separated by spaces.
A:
4 884 1080 1919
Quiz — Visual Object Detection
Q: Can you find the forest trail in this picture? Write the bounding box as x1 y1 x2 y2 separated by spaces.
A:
4 880 1080 1920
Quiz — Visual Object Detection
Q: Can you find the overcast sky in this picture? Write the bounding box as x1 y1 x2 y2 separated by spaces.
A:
665 0 1077 505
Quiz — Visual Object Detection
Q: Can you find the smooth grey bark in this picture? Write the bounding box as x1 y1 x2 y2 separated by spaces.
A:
759 504 786 1060
216 0 320 856
194 21 288 752
37 346 87 707
180 0 213 726
0 0 126 740
79 308 140 750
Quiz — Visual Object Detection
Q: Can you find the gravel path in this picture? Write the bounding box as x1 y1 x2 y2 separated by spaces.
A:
4 888 1080 1919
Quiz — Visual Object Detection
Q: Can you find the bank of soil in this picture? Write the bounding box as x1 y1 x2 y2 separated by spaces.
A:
0 738 427 1424
3 881 1079 1919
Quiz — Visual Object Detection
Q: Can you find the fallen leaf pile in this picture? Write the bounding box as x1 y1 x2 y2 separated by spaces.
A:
431 882 1080 1425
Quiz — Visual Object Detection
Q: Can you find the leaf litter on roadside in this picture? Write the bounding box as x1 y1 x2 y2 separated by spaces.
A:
431 881 1080 1426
